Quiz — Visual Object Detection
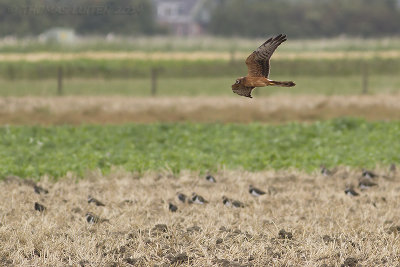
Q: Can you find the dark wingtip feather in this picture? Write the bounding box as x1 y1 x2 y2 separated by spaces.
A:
277 34 287 42
262 34 287 46
268 34 286 46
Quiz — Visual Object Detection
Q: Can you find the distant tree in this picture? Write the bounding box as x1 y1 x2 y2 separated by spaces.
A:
0 0 399 37
207 0 400 38
0 0 159 36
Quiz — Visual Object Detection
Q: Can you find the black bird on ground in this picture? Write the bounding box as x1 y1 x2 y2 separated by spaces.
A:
362 169 378 179
191 193 208 204
177 193 187 203
85 212 109 224
345 188 359 197
249 185 266 197
34 202 46 212
34 185 48 194
359 178 378 189
320 165 337 177
85 212 99 224
389 163 396 173
222 196 245 208
206 174 216 183
169 202 178 212
88 195 105 206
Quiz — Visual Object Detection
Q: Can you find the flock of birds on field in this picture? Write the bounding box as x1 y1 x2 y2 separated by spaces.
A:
322 164 397 197
28 163 398 224
168 176 258 212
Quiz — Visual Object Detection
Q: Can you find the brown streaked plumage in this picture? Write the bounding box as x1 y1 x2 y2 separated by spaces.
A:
232 34 295 98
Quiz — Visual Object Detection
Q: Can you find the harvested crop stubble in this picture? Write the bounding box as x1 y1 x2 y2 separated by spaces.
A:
1 50 399 62
1 95 400 124
1 168 399 266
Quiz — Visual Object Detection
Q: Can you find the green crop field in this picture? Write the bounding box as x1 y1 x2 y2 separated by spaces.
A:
1 118 399 179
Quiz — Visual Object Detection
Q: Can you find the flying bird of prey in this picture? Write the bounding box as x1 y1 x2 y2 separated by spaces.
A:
232 34 295 98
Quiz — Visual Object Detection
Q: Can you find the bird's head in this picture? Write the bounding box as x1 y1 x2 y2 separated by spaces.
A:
232 77 254 98
231 77 245 90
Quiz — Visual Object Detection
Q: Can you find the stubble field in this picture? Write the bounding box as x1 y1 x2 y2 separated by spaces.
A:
1 168 399 266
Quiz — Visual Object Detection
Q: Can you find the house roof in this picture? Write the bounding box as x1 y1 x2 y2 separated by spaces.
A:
153 0 205 24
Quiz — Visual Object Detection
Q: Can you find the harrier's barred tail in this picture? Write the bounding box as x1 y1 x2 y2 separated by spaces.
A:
269 80 296 87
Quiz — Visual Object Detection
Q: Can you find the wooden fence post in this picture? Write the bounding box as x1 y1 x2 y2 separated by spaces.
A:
362 62 369 94
57 66 63 96
151 68 157 96
151 68 161 96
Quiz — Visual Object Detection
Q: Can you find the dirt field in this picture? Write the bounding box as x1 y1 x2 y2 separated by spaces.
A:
1 167 399 266
0 95 400 125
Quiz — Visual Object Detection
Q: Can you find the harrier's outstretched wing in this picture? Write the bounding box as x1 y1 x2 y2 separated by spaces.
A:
245 34 287 78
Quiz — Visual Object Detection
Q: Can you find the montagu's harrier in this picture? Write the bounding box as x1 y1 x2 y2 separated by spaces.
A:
232 34 295 98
